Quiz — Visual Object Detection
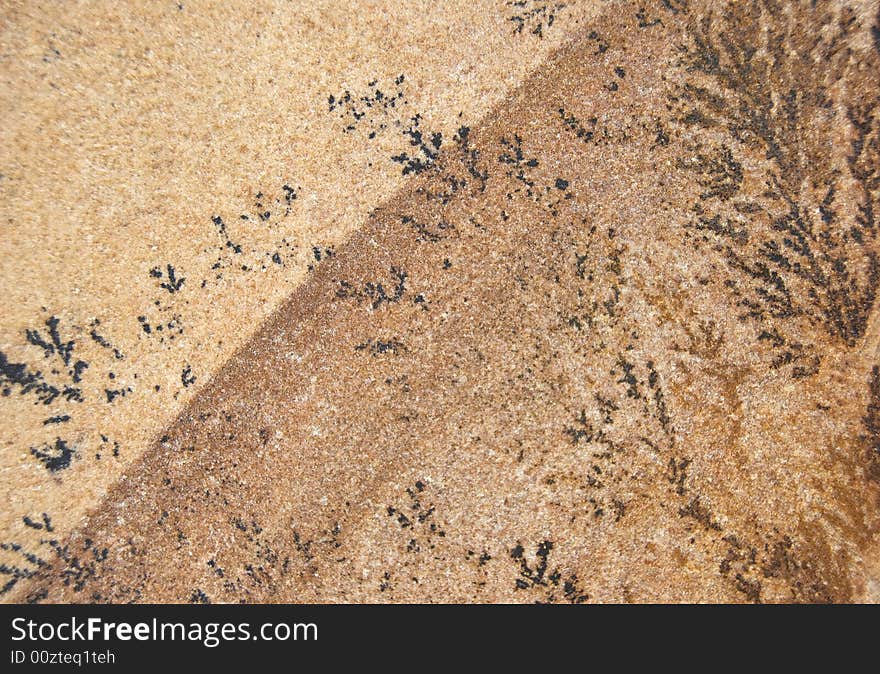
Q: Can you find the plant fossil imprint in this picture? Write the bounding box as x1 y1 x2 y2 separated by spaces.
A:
671 1 880 367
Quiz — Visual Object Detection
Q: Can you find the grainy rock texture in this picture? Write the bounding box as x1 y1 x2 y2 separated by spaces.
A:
0 0 602 599
3 0 880 603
